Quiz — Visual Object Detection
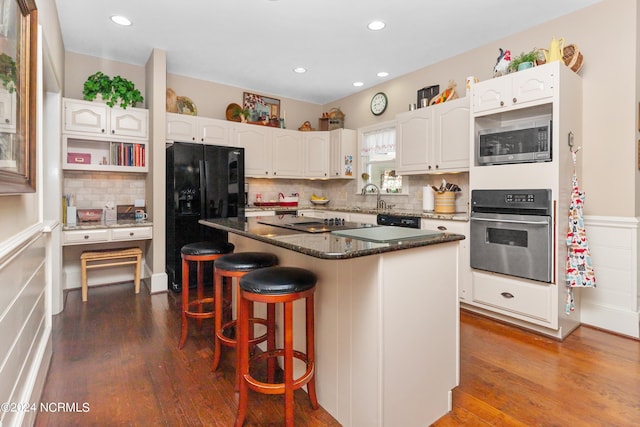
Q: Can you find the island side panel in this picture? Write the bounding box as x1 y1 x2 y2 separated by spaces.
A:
229 234 383 427
381 242 459 426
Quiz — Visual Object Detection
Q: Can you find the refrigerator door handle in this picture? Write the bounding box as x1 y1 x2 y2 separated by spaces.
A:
199 159 206 218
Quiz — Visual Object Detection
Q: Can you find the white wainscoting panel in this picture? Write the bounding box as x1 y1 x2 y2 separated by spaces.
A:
0 229 52 427
579 216 639 338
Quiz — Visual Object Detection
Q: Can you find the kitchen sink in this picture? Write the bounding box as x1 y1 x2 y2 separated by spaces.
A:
330 226 443 243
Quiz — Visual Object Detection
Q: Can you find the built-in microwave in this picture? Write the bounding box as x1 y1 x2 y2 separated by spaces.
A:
476 115 552 166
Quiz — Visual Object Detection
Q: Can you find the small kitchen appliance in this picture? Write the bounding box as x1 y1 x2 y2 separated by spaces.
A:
476 115 552 166
470 189 553 283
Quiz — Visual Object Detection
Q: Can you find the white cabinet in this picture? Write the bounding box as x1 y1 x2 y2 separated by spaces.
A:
64 98 148 138
329 129 356 179
0 88 17 133
421 218 470 301
272 129 304 177
234 123 273 177
396 97 469 174
62 98 148 172
62 225 153 246
199 117 233 145
166 113 197 141
165 113 233 146
473 65 554 114
303 132 330 178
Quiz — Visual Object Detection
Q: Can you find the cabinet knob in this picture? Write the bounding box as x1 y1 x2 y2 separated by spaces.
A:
512 97 517 104
101 129 105 133
192 137 196 141
437 226 447 231
129 232 134 236
435 164 439 169
111 129 115 134
428 165 432 170
84 235 90 240
4 119 9 123
500 292 515 299
499 101 504 107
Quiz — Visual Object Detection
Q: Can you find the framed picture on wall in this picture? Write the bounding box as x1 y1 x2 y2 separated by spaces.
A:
243 92 280 123
0 0 37 194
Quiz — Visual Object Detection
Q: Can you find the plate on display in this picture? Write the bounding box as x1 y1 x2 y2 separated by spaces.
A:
177 96 197 115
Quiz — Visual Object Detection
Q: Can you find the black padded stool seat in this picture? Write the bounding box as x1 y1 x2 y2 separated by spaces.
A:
181 241 235 256
235 266 319 427
178 241 234 350
214 252 278 272
240 266 317 295
212 252 279 375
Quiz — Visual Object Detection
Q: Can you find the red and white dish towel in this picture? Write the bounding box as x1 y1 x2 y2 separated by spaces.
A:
565 149 596 314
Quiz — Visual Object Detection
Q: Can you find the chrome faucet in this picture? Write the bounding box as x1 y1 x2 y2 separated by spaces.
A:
361 183 386 210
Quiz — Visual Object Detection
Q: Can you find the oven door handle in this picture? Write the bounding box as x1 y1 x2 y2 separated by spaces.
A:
470 217 550 226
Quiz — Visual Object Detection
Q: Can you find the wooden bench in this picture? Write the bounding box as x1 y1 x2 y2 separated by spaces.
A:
80 247 142 302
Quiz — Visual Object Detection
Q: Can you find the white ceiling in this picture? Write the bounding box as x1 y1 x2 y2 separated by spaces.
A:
54 0 600 104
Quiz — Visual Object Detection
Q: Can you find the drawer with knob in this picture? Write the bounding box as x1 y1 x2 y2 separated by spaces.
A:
471 271 553 323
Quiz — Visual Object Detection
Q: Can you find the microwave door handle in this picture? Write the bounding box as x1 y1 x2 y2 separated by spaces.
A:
470 217 549 225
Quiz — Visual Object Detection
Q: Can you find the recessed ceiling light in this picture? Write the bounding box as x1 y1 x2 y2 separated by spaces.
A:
353 82 364 87
293 67 307 73
377 71 389 77
111 15 132 26
367 20 385 31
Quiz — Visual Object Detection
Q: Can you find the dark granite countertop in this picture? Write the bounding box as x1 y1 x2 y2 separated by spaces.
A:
200 217 464 260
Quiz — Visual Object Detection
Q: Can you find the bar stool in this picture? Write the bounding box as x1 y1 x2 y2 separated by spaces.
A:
178 241 234 349
235 266 319 427
212 252 278 377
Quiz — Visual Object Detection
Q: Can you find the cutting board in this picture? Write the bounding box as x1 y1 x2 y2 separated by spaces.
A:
331 226 442 243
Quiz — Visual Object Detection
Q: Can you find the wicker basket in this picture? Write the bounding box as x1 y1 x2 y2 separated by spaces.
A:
535 44 583 73
563 44 584 73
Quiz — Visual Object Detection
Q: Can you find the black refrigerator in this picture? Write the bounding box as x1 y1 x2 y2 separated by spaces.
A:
166 142 244 291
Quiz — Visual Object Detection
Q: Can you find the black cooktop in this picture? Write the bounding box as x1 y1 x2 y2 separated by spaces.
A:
257 217 374 233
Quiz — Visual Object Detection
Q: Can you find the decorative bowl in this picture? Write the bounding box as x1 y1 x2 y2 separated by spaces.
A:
310 199 330 205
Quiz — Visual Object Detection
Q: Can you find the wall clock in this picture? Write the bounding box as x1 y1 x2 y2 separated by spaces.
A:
370 92 388 116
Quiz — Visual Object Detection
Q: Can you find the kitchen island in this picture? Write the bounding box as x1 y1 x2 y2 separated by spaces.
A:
200 216 464 427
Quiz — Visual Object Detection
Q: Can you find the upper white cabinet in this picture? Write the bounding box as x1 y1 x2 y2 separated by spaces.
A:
165 113 233 146
64 98 148 139
62 98 148 172
473 65 554 114
303 132 330 178
234 122 273 177
0 88 17 133
329 129 356 179
396 97 470 174
272 129 304 177
166 113 354 179
166 113 197 141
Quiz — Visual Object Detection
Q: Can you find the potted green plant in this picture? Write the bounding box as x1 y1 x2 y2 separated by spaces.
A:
509 50 538 72
82 71 144 109
0 53 17 93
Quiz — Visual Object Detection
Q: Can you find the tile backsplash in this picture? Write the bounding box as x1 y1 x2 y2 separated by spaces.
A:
247 172 469 214
64 171 146 209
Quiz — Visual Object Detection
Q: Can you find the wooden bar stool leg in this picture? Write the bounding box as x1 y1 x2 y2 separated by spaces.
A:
234 292 250 427
134 253 141 294
196 259 205 330
306 293 319 408
266 302 277 384
81 258 88 302
179 258 189 349
284 300 295 427
212 268 224 371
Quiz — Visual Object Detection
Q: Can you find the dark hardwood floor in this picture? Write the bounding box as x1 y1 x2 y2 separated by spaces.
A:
36 281 639 426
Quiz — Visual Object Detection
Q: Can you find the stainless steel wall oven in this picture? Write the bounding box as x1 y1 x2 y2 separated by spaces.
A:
470 189 553 283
